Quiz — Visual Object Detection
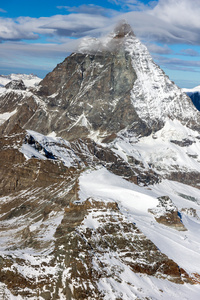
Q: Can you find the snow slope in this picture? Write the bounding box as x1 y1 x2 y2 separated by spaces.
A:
79 167 200 300
0 109 17 125
20 130 80 168
112 119 200 177
125 35 199 126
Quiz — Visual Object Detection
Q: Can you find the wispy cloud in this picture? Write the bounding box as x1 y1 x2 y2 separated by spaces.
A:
179 49 200 57
109 0 158 11
57 4 117 17
0 40 79 59
154 54 200 71
146 43 172 55
0 8 6 13
150 0 200 30
41 14 111 38
0 13 112 41
0 16 54 41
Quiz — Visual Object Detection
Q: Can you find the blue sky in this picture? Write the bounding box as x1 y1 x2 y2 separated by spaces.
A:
1 0 200 88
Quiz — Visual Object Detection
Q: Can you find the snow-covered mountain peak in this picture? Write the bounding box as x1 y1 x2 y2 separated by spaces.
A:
61 24 200 142
1 25 200 144
0 73 41 88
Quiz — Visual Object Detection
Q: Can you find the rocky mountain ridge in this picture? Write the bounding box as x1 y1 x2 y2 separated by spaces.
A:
0 74 41 88
1 22 200 299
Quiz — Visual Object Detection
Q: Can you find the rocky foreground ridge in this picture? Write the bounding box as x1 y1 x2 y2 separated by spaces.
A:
1 22 200 299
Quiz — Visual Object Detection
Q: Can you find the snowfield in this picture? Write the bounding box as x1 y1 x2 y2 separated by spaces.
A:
79 167 200 300
112 119 200 176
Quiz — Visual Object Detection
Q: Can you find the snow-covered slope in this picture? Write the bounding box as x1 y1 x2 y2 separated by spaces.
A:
79 167 200 299
21 130 80 168
125 35 199 129
111 119 200 184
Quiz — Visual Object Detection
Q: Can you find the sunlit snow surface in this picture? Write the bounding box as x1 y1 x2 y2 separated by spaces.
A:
112 119 200 176
183 86 200 94
0 109 17 125
79 167 200 300
20 130 79 167
125 35 199 125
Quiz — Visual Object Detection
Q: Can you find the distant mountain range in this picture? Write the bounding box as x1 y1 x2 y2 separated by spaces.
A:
0 73 41 88
183 86 200 111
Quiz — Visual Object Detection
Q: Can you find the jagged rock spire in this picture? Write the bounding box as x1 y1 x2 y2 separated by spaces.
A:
113 20 135 38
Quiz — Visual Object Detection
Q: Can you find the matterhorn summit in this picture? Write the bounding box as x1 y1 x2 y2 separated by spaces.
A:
0 22 200 299
1 21 199 141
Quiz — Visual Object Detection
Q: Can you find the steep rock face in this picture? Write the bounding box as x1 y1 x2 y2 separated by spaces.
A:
0 126 80 197
37 41 143 139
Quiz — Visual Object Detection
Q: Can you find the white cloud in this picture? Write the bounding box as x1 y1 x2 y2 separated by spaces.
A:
150 0 200 30
41 14 111 37
0 17 55 41
0 40 79 59
109 0 200 45
0 13 112 41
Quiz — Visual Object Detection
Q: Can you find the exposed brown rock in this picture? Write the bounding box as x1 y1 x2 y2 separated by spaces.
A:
167 171 200 189
181 207 200 219
149 196 187 231
53 198 193 300
170 138 195 147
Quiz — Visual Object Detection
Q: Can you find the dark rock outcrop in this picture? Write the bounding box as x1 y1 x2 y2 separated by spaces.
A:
5 79 26 90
